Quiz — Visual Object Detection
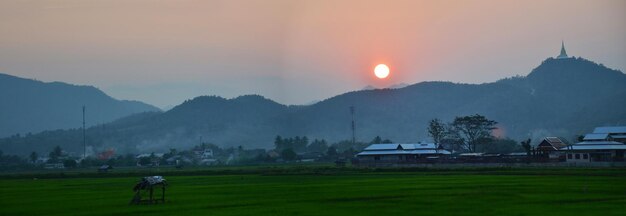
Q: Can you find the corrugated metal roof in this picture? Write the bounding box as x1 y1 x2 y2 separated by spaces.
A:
459 153 484 156
574 141 624 145
560 141 626 150
583 133 609 141
364 143 438 151
540 137 567 148
357 149 451 156
611 135 626 139
364 144 399 150
545 137 563 143
593 126 626 134
506 152 528 156
564 145 626 150
399 144 415 149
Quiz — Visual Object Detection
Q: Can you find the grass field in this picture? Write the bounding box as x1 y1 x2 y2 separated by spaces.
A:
1 166 625 216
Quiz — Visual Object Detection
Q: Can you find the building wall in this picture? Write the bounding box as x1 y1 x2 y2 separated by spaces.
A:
565 150 624 162
566 152 591 163
358 154 408 162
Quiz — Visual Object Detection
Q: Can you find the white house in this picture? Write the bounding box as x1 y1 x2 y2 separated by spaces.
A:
584 126 626 143
561 141 626 163
561 126 626 163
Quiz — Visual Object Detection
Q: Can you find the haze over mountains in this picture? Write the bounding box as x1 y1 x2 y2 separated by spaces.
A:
0 73 160 138
1 56 626 155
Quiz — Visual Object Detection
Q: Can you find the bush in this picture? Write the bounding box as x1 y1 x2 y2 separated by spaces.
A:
63 159 77 168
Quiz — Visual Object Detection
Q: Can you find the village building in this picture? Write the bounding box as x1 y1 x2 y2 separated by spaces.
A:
591 126 626 143
356 143 451 166
561 141 626 163
194 148 214 159
561 126 626 163
536 137 567 160
136 153 164 167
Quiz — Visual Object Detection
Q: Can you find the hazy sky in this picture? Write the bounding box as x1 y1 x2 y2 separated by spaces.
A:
1 0 624 108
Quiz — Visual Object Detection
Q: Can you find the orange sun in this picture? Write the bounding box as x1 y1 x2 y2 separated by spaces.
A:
374 64 390 79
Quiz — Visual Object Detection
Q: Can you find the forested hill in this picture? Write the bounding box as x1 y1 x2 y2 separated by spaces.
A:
0 73 160 138
2 57 625 155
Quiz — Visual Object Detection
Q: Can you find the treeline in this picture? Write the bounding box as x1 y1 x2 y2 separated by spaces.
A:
427 114 525 153
272 135 394 162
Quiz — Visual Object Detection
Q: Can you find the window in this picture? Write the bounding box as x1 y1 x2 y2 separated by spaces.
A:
374 156 380 161
583 154 588 159
575 154 580 159
567 154 572 159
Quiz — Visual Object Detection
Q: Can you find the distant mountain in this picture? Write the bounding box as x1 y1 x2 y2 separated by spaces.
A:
388 83 409 89
2 57 625 155
0 73 160 138
361 85 376 90
362 83 409 90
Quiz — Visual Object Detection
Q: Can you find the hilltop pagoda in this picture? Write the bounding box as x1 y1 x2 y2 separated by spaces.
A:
557 41 569 59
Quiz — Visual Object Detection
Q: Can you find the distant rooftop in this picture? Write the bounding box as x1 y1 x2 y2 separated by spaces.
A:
538 137 567 149
359 143 451 156
583 133 609 141
364 143 438 151
563 141 626 151
593 126 626 134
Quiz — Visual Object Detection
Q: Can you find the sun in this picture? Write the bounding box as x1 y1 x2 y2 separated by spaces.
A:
374 64 390 79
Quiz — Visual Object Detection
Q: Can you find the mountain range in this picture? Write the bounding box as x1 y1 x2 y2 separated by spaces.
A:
0 73 160 138
1 57 625 155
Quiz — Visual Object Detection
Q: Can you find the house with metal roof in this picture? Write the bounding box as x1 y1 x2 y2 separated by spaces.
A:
560 141 626 163
583 133 610 141
356 143 451 166
537 137 567 150
592 126 626 134
537 137 567 160
589 126 626 143
560 126 626 163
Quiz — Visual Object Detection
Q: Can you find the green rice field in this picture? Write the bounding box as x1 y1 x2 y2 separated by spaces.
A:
1 166 625 216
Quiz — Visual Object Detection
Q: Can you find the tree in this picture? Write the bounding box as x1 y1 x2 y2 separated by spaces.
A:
451 114 497 152
478 138 523 153
63 159 77 168
163 148 177 160
370 136 383 144
274 135 283 150
576 135 584 142
48 145 63 163
29 151 38 163
521 139 532 157
169 148 177 156
281 148 297 161
428 118 446 146
370 136 392 144
138 156 152 166
293 136 308 153
307 139 328 153
436 123 463 151
326 146 337 157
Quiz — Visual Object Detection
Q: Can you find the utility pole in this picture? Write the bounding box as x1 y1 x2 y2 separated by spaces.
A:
83 105 86 159
350 106 355 145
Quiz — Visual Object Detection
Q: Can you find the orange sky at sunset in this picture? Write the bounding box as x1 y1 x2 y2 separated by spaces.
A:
0 0 624 108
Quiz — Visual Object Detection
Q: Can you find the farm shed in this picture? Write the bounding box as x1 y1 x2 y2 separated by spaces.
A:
357 143 450 166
